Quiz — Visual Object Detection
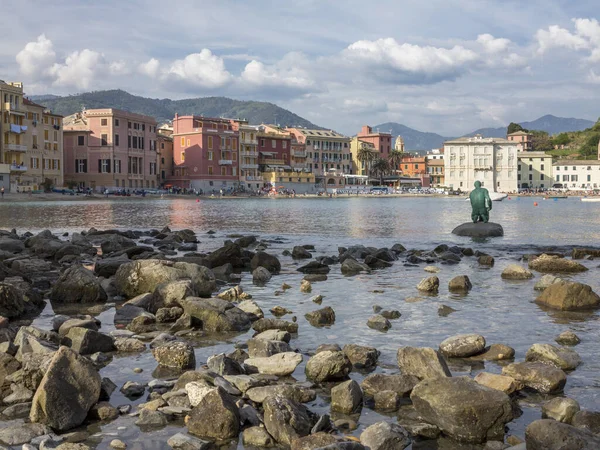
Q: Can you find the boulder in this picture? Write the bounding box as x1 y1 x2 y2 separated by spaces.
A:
263 395 313 446
94 256 129 278
247 338 291 358
556 331 581 346
292 246 312 259
367 315 391 331
246 384 316 404
534 274 562 291
243 426 277 447
451 222 504 237
250 252 281 273
474 372 520 394
237 299 264 320
469 343 515 361
0 282 26 318
252 266 272 285
0 237 25 254
49 266 107 304
396 346 451 380
30 346 101 432
502 361 566 393
297 261 331 274
156 306 184 323
252 318 298 334
525 343 582 370
245 352 302 376
501 264 534 280
58 318 98 336
114 337 145 352
529 254 588 273
181 297 251 332
152 279 197 312
205 243 243 268
478 255 495 266
439 334 486 358
416 276 439 293
525 419 600 450
114 303 153 326
291 433 337 450
300 279 312 293
207 353 244 376
331 379 363 414
341 258 371 275
152 341 196 370
305 351 352 382
64 327 115 355
305 306 336 327
361 373 419 397
542 397 580 423
115 260 216 298
343 344 379 370
572 410 600 434
99 234 136 254
448 275 472 293
186 387 239 440
167 432 213 450
0 422 51 446
411 376 513 443
360 422 411 450
536 280 600 311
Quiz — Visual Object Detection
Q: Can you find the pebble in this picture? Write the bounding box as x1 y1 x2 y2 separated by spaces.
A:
109 439 127 449
133 368 143 373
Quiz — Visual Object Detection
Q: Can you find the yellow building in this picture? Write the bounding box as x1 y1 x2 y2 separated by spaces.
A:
517 151 553 189
262 170 315 186
350 137 377 176
0 81 63 192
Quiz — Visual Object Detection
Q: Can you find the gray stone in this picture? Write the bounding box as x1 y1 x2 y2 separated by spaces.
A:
501 264 534 280
572 410 600 434
245 352 302 376
361 373 419 397
181 297 251 332
0 423 50 446
246 384 316 404
452 222 504 237
152 341 196 370
242 426 276 448
49 266 107 304
416 276 439 293
360 422 411 450
534 274 562 291
186 387 239 440
525 419 600 450
556 331 581 346
526 343 582 370
305 306 336 327
502 361 566 393
448 275 472 293
536 280 600 311
64 327 115 355
439 333 486 358
331 379 363 414
367 315 391 331
397 346 451 380
542 397 580 423
305 350 352 382
263 395 313 446
135 409 168 428
343 344 379 370
252 266 272 285
529 254 588 273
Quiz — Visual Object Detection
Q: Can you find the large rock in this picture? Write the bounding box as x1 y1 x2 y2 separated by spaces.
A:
396 346 451 380
501 264 534 280
186 387 239 440
305 307 336 327
245 352 302 376
529 254 588 273
250 252 281 273
94 255 129 278
572 411 600 434
331 379 363 414
292 246 312 259
534 274 562 291
0 282 26 318
99 234 136 254
361 373 419 397
0 236 25 254
502 361 566 393
343 344 379 370
64 327 115 355
305 351 352 382
252 266 272 285
115 260 216 298
252 318 298 334
474 372 520 394
247 338 290 358
411 376 513 443
263 395 313 446
525 419 600 450
205 243 243 268
30 346 101 432
0 422 51 446
451 222 504 237
181 297 251 332
49 265 107 304
341 258 371 275
448 275 472 293
416 276 439 293
542 397 580 423
525 343 582 370
360 422 411 450
536 280 600 311
152 341 196 370
439 334 486 358
246 384 316 404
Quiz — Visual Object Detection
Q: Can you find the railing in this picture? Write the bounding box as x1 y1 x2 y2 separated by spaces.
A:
10 164 27 171
219 159 233 165
293 151 307 157
6 144 27 152
240 163 259 169
243 175 263 181
4 102 24 113
240 139 258 145
241 150 258 157
259 158 285 165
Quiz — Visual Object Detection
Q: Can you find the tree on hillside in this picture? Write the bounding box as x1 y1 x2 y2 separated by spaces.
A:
579 133 600 158
356 143 376 176
371 158 391 186
530 130 552 152
507 122 528 134
388 149 403 173
552 133 571 147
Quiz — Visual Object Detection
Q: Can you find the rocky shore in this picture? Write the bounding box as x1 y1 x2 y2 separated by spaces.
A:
0 227 599 449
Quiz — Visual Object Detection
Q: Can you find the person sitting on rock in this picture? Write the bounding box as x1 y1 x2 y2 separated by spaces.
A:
469 181 492 223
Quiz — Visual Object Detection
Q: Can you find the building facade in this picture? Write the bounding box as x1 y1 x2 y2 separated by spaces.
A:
350 125 394 176
157 124 173 188
400 156 430 187
287 128 352 177
169 115 239 192
427 159 445 186
235 122 261 191
553 161 600 189
507 131 532 151
444 136 518 192
517 152 552 189
63 109 158 191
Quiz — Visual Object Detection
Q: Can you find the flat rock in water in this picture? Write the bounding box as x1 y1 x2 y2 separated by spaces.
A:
452 222 504 237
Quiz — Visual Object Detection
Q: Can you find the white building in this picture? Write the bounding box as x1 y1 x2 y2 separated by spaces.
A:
553 160 600 189
444 136 518 192
425 149 444 161
517 151 553 189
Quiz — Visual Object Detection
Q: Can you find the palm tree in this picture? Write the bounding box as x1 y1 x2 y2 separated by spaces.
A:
356 143 376 177
388 149 403 174
371 157 391 186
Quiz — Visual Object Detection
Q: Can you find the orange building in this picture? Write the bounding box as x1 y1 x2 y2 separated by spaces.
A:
401 156 430 187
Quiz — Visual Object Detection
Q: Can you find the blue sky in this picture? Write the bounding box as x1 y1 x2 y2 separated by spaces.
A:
2 0 600 136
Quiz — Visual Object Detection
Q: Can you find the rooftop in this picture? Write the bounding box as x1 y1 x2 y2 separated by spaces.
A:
290 128 349 139
445 136 515 145
552 160 600 166
517 151 550 158
508 131 532 136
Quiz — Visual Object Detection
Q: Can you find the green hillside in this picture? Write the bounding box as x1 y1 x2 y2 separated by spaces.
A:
30 89 322 128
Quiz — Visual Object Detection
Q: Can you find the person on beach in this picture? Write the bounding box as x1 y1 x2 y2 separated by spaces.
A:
1 187 4 198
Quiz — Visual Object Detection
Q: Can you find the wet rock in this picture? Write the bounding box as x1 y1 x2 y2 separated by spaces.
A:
127 314 156 334
152 279 198 312
152 341 196 370
185 382 214 407
525 419 600 450
252 266 272 285
478 255 495 266
305 307 336 327
542 397 580 423
120 381 145 398
424 266 440 273
397 346 451 380
439 333 486 358
448 275 472 293
292 246 312 259
556 330 581 346
263 395 313 446
114 303 153 326
0 422 51 445
49 265 107 304
135 409 168 428
331 379 363 414
0 350 20 385
94 256 129 278
367 315 391 331
247 338 291 358
2 401 32 419
217 285 247 302
364 255 393 269
30 346 101 432
207 353 244 376
305 351 352 382
245 352 302 376
243 426 276 447
181 297 251 332
501 264 534 280
64 327 115 355
360 422 411 450
297 261 331 274
88 401 119 421
529 254 588 273
502 361 566 393
341 258 371 275
237 299 264 321
411 376 513 443
0 283 27 318
155 306 184 323
4 384 33 404
437 304 457 317
469 343 515 361
572 410 600 434
300 279 312 293
246 384 316 404
167 432 213 450
536 280 600 311
534 274 562 291
361 373 419 397
254 329 291 343
452 222 504 237
115 260 216 298
304 274 328 282
251 252 281 273
526 343 581 370
252 318 298 334
58 318 98 336
373 390 400 411
291 433 337 450
187 387 239 440
474 372 520 394
416 276 439 293
109 439 126 450
343 344 379 370
270 305 292 316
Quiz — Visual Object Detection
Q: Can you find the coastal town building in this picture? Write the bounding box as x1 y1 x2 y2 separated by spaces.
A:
400 156 430 187
157 124 173 187
350 126 394 175
1 81 64 192
553 161 600 189
507 130 532 152
444 136 519 192
517 152 552 189
168 115 239 192
63 109 158 191
257 128 292 172
427 159 445 186
233 121 261 191
349 138 376 176
287 128 352 178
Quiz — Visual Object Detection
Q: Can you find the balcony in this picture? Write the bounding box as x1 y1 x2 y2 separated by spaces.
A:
4 103 25 115
240 163 259 169
293 151 307 157
5 144 27 152
260 158 285 165
219 159 233 165
241 138 258 145
242 175 263 182
241 150 258 157
10 164 27 172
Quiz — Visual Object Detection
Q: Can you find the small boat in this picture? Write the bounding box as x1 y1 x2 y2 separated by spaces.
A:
545 196 568 200
581 197 600 202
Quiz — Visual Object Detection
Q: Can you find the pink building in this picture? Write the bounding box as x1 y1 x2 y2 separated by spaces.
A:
507 131 532 151
357 125 393 159
168 115 239 192
63 109 158 191
257 128 292 171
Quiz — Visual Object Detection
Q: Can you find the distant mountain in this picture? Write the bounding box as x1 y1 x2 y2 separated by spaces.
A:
464 127 506 138
464 115 595 138
373 122 449 150
29 89 322 128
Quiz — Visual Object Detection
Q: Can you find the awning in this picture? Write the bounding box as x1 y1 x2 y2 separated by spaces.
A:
260 151 276 156
265 165 292 170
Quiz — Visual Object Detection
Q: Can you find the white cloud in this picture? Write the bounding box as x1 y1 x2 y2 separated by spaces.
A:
48 49 105 89
477 34 511 54
109 60 129 75
139 58 160 77
588 70 600 84
241 52 314 90
164 49 232 88
16 34 56 77
536 18 600 61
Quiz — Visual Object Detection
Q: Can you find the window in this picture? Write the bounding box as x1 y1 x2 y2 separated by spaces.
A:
572 174 578 182
115 119 119 126
161 142 164 149
232 152 237 161
180 137 185 147
75 159 87 173
208 151 213 161
181 152 185 162
78 135 84 146
529 164 532 171
114 159 121 173
132 136 138 149
260 139 265 147
128 135 131 148
588 175 592 182
53 130 58 142
101 134 108 146
283 141 287 149
232 167 237 176
540 164 544 170
573 166 576 170
100 159 111 173
187 139 191 147
529 174 533 181
101 119 107 126
556 166 560 171
208 136 213 149
142 124 145 131
128 121 132 129
508 171 512 177
272 140 276 148
115 134 119 146
221 167 226 176
44 130 49 141
541 174 545 180
208 166 213 175
33 135 38 149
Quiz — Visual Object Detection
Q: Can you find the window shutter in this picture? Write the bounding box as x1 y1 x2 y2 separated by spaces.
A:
83 160 87 173
107 159 111 173
75 159 79 173
98 159 102 173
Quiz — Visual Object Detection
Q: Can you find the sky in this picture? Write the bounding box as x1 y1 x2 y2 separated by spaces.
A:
2 0 600 136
